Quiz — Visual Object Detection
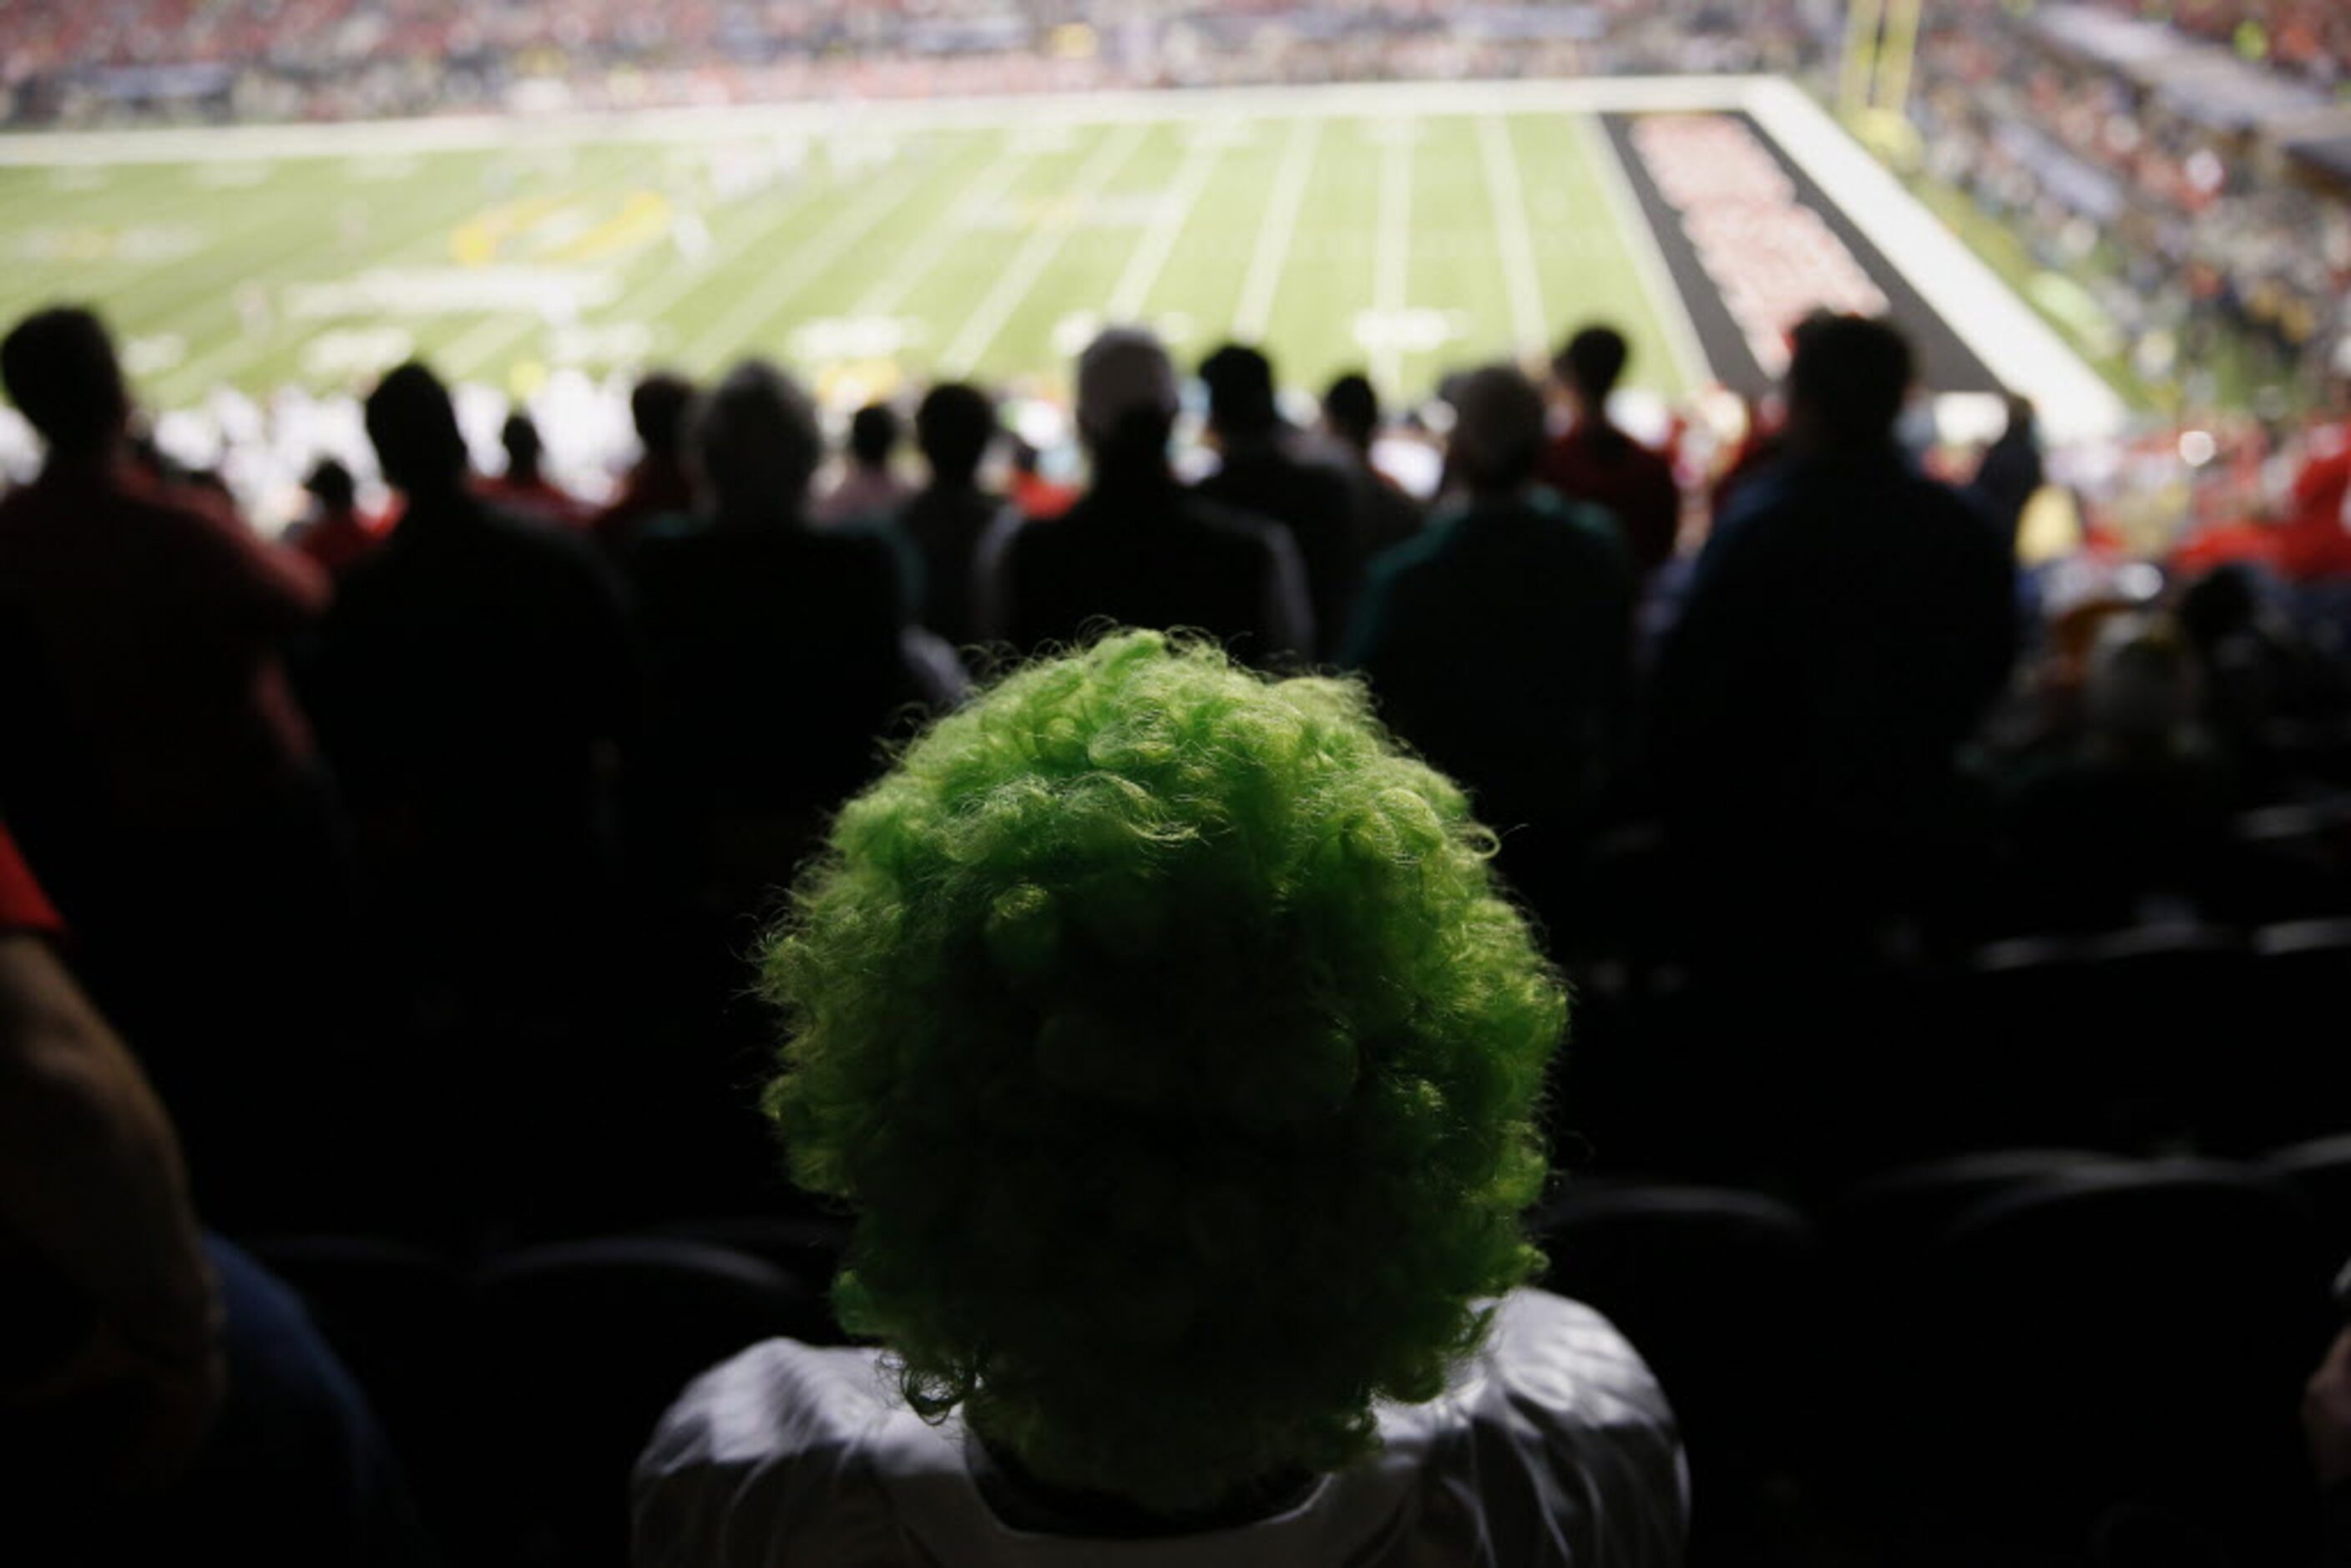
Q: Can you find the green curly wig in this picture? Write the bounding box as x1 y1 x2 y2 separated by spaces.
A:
759 629 1566 1513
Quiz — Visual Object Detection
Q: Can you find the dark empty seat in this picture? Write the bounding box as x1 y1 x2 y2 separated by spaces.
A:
1870 1160 2329 1562
471 1238 832 1568
1963 925 2252 1149
1535 1184 1823 1555
240 1235 469 1539
2263 1132 2351 1268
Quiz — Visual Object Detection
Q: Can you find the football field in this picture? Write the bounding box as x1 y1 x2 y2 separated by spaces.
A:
0 77 2122 444
0 87 1706 416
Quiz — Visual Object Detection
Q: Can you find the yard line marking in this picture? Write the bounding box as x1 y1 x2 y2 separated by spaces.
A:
1477 113 1549 357
1231 117 1319 342
1577 110 1711 392
1104 127 1227 322
851 139 1038 318
1371 121 1413 397
678 144 951 369
937 120 1150 377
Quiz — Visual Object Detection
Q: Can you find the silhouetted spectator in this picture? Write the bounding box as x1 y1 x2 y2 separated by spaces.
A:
311 362 634 1004
1345 365 1635 897
630 362 918 887
1996 616 2235 929
1322 370 1423 558
1004 435 1077 521
1649 315 2016 953
284 458 387 577
816 401 914 527
594 371 697 559
895 382 1014 650
991 328 1310 664
0 307 345 1196
1196 342 1361 658
0 823 437 1566
1540 324 1681 579
1969 393 2044 545
478 410 590 527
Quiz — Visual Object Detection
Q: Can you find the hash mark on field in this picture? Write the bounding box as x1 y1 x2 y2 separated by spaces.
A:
851 142 1039 320
680 149 943 369
1371 122 1413 395
1105 128 1229 323
937 121 1150 377
1231 117 1319 342
1476 114 1548 357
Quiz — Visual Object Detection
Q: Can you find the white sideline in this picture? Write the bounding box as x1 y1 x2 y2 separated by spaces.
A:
937 119 1150 376
1231 117 1319 344
1577 110 1713 396
1475 114 1548 360
1738 76 2126 443
0 78 1779 166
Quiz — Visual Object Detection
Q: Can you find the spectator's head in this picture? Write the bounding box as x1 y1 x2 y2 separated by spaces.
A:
365 362 469 498
761 630 1560 1515
1446 365 1549 498
631 372 695 461
690 359 822 519
1555 324 1631 414
1784 313 1914 453
1075 327 1180 473
848 402 901 474
304 457 356 513
915 382 998 489
2001 392 2038 439
1322 372 1380 456
501 412 544 484
1199 343 1280 442
2 306 131 460
2084 617 2197 749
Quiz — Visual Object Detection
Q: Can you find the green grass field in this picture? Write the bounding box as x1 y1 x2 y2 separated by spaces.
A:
0 97 1697 414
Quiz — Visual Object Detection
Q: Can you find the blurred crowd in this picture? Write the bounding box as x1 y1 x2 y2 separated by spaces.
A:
0 0 1832 127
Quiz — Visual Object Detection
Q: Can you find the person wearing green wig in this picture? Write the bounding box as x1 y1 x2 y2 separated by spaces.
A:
634 630 1686 1565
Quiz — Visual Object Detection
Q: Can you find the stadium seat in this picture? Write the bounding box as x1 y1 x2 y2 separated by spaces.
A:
2263 1132 2351 1270
1963 925 2250 1150
1861 1160 2329 1561
1534 1184 1823 1555
470 1238 833 1568
240 1236 471 1543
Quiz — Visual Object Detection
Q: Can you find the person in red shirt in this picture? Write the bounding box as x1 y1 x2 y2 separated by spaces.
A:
0 307 346 1204
282 458 387 578
594 371 697 559
0 306 328 837
2273 407 2351 582
478 410 593 528
1538 324 1684 579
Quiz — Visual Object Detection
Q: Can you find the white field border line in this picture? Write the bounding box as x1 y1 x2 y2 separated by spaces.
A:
1475 113 1548 358
1736 75 2125 443
0 77 1773 166
1105 128 1226 322
680 148 946 368
1231 117 1319 343
1576 109 1712 395
1372 125 1413 397
852 138 1039 318
938 120 1150 376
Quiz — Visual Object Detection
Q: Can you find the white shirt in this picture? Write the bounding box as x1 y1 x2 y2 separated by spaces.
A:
633 1289 1687 1566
